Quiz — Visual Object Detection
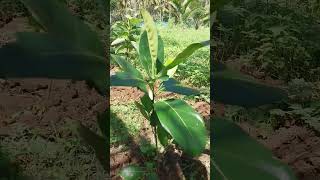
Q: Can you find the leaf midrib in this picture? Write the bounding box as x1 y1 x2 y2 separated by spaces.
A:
162 101 195 143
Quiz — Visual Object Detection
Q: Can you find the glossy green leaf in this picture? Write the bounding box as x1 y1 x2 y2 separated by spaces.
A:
154 99 207 156
139 32 164 76
141 9 158 77
110 72 147 93
21 0 105 56
140 94 153 113
165 41 208 70
157 124 170 147
119 165 143 180
77 122 108 171
139 31 153 77
162 78 200 96
212 118 297 180
213 70 287 107
156 36 165 74
135 101 150 120
111 55 144 79
0 43 107 95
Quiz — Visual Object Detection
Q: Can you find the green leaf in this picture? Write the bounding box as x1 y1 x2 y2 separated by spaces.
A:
139 31 153 77
119 165 144 180
162 78 200 96
77 122 108 171
150 111 160 127
156 36 165 74
154 99 207 156
0 43 107 95
165 41 208 70
141 9 158 77
21 0 104 56
111 72 147 93
97 110 108 138
157 124 170 147
213 70 287 107
111 55 144 79
164 58 178 77
135 101 150 120
111 38 126 46
140 94 153 113
138 28 165 77
212 118 297 180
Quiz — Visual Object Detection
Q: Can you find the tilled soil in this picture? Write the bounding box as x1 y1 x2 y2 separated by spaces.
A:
221 61 320 179
239 121 320 180
0 79 106 136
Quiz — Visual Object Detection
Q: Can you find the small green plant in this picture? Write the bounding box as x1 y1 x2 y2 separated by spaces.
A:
111 9 208 157
111 15 142 62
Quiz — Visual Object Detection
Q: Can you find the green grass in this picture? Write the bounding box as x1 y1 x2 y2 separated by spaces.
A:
111 25 210 88
110 103 145 147
159 26 210 88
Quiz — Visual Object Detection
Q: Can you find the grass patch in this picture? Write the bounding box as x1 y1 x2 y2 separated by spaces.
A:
159 26 210 88
110 103 144 147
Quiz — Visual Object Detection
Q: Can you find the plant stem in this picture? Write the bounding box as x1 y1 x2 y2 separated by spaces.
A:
154 126 158 150
150 81 158 156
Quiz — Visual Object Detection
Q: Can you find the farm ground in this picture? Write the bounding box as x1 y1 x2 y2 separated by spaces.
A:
110 26 211 179
0 12 319 180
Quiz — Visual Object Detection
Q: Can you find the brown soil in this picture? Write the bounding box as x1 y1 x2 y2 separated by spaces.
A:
219 61 320 179
0 78 106 135
239 121 320 180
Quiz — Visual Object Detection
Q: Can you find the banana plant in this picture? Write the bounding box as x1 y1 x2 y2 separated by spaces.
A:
169 0 198 23
0 0 108 172
111 9 208 157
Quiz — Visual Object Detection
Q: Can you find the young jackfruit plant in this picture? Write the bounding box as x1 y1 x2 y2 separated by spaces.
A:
111 15 142 60
0 0 108 173
111 10 209 157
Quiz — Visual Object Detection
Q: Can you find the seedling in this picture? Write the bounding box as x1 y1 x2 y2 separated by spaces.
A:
111 9 209 157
